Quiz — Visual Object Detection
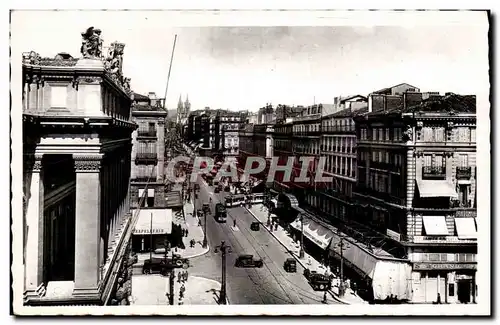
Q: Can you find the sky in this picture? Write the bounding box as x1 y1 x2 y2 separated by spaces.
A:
11 10 489 112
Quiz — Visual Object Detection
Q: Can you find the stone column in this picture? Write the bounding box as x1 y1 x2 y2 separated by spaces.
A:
112 154 117 241
73 154 102 294
24 154 44 297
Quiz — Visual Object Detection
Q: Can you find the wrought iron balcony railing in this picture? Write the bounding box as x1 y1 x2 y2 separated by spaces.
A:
422 166 446 180
456 166 472 179
137 130 157 138
135 152 158 165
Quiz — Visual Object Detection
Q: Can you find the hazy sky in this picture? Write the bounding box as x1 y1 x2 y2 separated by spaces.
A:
11 10 489 111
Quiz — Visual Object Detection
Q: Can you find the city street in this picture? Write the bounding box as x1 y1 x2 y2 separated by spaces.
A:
188 176 340 305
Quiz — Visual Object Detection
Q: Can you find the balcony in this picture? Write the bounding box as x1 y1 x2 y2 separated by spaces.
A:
354 186 405 206
132 176 155 182
322 126 356 134
422 166 446 180
137 130 157 138
456 166 472 180
135 152 158 165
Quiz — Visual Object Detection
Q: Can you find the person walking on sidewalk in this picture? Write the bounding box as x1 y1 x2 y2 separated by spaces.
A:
185 229 189 237
233 219 237 228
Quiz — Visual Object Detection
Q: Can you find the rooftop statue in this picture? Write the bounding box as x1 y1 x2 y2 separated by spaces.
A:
80 27 103 59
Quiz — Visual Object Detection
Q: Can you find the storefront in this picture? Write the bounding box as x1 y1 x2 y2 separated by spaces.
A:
131 208 173 252
289 215 334 265
410 214 478 304
412 262 477 304
328 231 412 303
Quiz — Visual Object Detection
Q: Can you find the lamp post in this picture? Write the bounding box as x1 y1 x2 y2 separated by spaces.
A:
333 233 350 297
299 213 305 258
202 209 208 248
214 240 232 305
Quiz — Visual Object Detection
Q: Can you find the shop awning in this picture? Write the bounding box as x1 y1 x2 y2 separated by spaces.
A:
455 218 477 239
132 209 172 235
138 188 155 198
422 216 449 236
417 179 458 199
328 234 412 300
290 216 333 250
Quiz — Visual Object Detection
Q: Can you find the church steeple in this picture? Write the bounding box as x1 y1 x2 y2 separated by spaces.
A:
184 94 191 115
177 95 183 109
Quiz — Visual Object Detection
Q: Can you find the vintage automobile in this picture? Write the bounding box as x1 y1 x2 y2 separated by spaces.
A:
283 258 297 273
142 257 186 275
214 186 221 193
250 222 260 231
303 268 332 291
234 254 264 268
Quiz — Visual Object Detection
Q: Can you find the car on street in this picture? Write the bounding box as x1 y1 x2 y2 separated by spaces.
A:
214 187 220 193
142 257 187 275
303 268 332 291
234 254 264 268
250 222 260 231
283 258 297 273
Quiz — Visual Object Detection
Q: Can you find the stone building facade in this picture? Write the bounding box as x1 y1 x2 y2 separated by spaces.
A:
129 92 167 209
354 88 477 304
22 28 136 305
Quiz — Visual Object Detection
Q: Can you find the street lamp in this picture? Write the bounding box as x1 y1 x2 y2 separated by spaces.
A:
214 240 232 305
299 213 305 259
202 208 208 248
333 232 350 297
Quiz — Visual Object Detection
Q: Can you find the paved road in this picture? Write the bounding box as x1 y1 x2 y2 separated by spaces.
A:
187 176 339 305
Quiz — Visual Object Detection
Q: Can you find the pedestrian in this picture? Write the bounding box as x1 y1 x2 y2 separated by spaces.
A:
233 219 237 228
185 229 189 237
185 270 189 281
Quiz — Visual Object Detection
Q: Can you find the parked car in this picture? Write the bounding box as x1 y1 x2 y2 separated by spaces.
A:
303 268 332 291
235 254 264 268
142 257 186 275
283 258 297 273
250 222 260 231
214 187 221 193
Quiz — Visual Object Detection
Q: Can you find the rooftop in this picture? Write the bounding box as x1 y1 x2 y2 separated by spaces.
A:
362 93 476 118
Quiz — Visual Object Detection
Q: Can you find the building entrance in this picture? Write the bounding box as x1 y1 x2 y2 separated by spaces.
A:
457 279 472 303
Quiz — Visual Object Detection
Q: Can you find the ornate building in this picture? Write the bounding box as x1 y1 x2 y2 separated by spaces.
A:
354 89 477 304
130 92 167 209
22 28 135 306
318 96 367 222
176 94 190 125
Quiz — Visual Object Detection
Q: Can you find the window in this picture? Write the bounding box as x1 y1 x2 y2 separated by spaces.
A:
378 151 383 162
459 154 469 168
385 128 390 141
373 128 377 141
434 127 445 142
423 127 434 142
457 127 471 142
434 155 444 168
448 284 455 297
379 129 384 141
471 128 476 142
385 151 390 163
424 155 432 167
394 128 402 141
372 151 377 162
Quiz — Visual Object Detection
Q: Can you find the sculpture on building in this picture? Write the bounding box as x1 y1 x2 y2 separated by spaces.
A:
403 126 413 141
22 51 41 65
80 27 103 59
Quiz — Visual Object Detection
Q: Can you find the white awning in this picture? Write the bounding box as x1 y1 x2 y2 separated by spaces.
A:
422 216 449 236
417 179 458 199
139 188 155 198
132 209 172 235
328 233 412 300
290 217 333 250
455 218 477 239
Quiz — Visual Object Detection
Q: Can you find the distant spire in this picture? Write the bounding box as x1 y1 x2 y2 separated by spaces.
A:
178 94 183 106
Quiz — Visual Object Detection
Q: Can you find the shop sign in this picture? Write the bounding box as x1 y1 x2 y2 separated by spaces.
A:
386 229 401 242
413 263 477 271
133 228 166 235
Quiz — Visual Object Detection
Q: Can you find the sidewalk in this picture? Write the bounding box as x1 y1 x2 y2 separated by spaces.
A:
246 204 367 305
130 274 224 305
